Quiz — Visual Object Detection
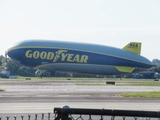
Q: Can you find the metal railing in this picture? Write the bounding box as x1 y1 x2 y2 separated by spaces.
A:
0 113 53 120
54 106 160 120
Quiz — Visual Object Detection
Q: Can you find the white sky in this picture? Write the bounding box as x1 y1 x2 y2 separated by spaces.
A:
0 0 160 61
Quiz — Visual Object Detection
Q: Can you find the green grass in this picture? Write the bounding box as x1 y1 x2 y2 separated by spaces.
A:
0 89 5 92
0 76 158 81
122 91 160 98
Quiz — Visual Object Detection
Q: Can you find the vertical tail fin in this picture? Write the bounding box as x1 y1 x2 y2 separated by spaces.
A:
123 42 142 55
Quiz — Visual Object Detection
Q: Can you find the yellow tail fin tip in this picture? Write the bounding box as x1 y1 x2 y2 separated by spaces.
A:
123 42 141 55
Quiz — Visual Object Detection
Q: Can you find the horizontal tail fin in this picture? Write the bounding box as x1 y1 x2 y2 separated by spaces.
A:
123 42 141 55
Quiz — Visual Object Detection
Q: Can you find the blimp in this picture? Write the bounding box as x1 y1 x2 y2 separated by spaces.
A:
6 40 153 76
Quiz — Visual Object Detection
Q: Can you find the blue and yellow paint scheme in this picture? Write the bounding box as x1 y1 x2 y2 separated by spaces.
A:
6 40 153 75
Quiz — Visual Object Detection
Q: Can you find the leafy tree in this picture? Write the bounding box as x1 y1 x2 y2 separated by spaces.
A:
0 55 4 71
152 59 160 65
151 59 160 73
6 58 36 76
7 58 20 75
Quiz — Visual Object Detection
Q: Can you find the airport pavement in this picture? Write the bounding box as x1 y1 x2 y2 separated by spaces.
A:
0 79 160 114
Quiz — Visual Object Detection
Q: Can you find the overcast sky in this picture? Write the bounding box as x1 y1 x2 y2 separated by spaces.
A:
0 0 160 61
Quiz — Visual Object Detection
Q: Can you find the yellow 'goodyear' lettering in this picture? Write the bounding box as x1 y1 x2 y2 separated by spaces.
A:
25 50 88 63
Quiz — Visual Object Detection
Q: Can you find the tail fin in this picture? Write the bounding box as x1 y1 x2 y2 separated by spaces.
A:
123 42 142 55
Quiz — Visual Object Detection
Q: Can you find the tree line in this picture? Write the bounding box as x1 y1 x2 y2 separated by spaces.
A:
0 55 36 77
0 55 160 77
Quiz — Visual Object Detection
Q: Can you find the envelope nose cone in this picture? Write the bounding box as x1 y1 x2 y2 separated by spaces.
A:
6 44 21 63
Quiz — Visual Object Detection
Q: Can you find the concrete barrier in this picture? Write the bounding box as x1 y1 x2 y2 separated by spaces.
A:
25 78 31 80
106 81 115 85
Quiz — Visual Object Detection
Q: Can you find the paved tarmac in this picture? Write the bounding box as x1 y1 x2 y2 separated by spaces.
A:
0 79 160 114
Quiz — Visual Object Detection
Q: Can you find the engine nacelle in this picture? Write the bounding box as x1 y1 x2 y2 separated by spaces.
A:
35 69 46 77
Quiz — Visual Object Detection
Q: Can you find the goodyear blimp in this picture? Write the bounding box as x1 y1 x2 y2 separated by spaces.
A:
6 40 153 76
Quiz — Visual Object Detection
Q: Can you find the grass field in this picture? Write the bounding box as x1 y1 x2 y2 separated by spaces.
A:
0 76 159 81
0 89 5 91
122 91 160 98
0 76 160 81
